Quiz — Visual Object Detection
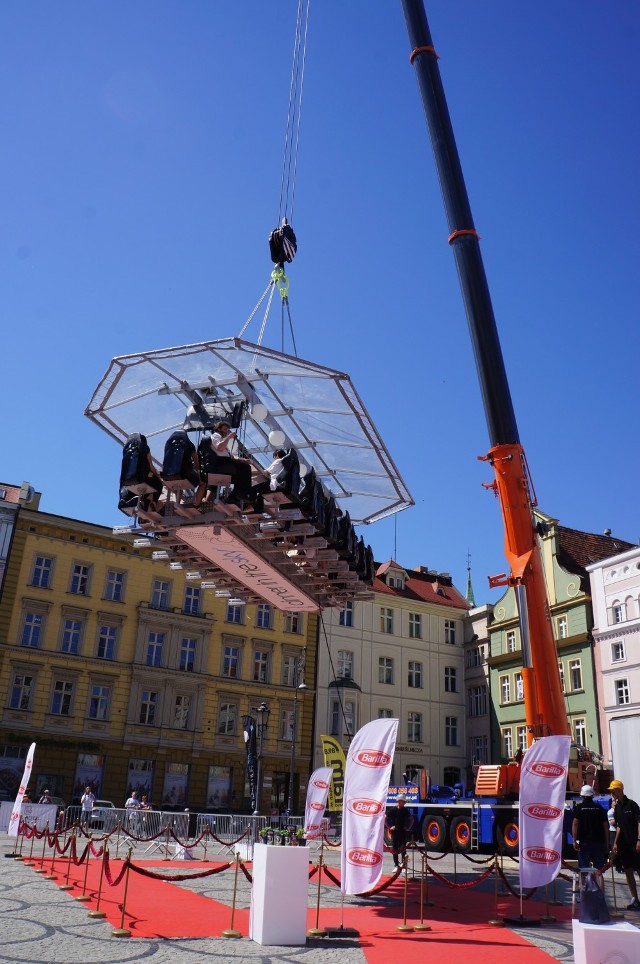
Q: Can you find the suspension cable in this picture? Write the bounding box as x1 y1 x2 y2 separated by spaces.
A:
278 0 311 224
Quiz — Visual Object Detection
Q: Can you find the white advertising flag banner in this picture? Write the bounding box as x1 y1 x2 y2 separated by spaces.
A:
304 767 333 839
519 734 571 889
341 718 398 895
8 742 36 838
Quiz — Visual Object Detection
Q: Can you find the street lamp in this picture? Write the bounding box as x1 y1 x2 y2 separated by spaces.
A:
253 701 270 816
287 649 307 815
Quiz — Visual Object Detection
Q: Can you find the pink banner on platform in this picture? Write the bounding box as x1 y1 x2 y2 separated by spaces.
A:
341 718 398 895
8 742 36 838
304 767 333 838
519 734 571 888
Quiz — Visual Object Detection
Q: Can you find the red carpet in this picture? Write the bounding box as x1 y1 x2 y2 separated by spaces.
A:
27 857 571 959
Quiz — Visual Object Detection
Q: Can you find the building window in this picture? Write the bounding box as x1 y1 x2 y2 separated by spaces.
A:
61 618 82 655
408 712 423 743
337 650 354 680
380 607 394 634
615 678 630 706
343 701 355 739
226 602 243 624
151 578 170 609
31 556 53 589
284 612 303 634
378 708 393 719
88 685 110 721
570 659 582 691
613 603 625 624
174 695 190 729
445 619 456 645
573 718 587 746
104 570 125 602
515 672 524 701
280 707 295 741
139 690 157 725
557 615 568 639
339 601 354 627
517 726 527 751
282 654 296 686
97 625 117 660
468 685 487 717
70 563 91 596
500 675 511 704
502 728 513 759
183 586 201 615
611 641 626 663
408 661 423 688
506 630 516 652
222 645 240 678
180 637 197 672
445 716 458 746
21 612 44 648
10 673 33 711
470 735 488 766
379 657 394 685
467 646 483 667
444 666 457 693
218 701 237 735
253 650 269 683
558 661 565 692
409 613 422 639
51 680 73 716
256 604 272 629
146 632 164 667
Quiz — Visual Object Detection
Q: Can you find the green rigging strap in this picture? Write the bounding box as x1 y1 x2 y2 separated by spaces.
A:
271 265 290 300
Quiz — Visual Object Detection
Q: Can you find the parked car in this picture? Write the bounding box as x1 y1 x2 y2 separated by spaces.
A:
89 800 116 831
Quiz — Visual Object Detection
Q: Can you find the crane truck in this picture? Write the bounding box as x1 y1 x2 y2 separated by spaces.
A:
393 1 610 854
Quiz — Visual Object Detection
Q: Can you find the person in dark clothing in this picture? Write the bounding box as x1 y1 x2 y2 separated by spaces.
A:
385 794 414 868
571 784 609 870
195 421 252 507
609 778 640 910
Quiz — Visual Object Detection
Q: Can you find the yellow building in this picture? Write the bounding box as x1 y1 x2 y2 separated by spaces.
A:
0 492 316 812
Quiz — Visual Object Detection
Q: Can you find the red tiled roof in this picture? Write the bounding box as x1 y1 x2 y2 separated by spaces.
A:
373 560 470 611
556 525 635 588
0 484 21 505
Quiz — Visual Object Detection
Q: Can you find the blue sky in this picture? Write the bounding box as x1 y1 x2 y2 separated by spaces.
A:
1 1 638 604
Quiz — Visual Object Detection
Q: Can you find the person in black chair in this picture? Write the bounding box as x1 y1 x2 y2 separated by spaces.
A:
195 421 252 507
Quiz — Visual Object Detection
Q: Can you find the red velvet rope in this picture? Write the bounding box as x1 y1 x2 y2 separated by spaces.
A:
127 860 233 883
494 861 536 900
103 852 130 888
426 860 495 890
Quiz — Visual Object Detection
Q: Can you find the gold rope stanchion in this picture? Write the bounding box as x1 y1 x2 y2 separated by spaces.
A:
609 861 625 919
540 882 556 923
111 847 133 937
202 823 209 862
396 854 413 931
22 825 37 866
413 851 431 931
59 828 76 891
35 823 50 875
87 847 108 919
75 841 92 902
488 854 505 926
308 838 327 937
221 852 242 938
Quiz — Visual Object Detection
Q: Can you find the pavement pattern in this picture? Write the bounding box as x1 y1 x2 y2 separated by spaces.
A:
1 834 619 964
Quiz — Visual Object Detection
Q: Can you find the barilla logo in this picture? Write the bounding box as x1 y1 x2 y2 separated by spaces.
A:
347 798 383 817
310 801 324 811
523 847 559 864
355 750 391 768
525 803 562 820
306 823 321 832
346 848 382 867
312 779 329 790
527 761 565 779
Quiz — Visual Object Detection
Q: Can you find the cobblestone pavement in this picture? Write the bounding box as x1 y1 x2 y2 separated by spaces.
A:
0 836 594 963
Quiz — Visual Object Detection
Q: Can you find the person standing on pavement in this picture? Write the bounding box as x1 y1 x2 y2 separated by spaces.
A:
80 786 95 827
571 785 609 870
385 794 414 868
609 778 640 910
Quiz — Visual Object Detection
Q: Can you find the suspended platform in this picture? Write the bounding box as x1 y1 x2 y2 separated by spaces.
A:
86 337 414 610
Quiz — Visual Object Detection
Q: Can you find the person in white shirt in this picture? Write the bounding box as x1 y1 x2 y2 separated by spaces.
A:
195 421 253 507
80 786 95 826
252 450 287 513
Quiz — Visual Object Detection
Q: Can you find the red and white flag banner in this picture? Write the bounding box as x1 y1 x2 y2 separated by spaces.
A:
341 718 398 895
519 734 571 889
304 766 333 838
8 742 36 838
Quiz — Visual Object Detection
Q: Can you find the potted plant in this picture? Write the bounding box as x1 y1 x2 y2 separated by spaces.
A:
277 828 290 846
294 827 306 846
258 827 270 844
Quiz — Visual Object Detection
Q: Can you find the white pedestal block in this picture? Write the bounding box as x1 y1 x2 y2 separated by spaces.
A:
249 844 309 945
572 918 640 964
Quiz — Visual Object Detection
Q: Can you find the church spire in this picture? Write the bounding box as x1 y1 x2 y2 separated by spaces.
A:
465 552 476 606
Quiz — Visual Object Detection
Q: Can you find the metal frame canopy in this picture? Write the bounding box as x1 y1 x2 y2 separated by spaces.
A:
85 336 413 525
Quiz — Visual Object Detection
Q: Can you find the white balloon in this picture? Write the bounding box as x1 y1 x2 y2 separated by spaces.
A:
252 403 268 421
299 464 308 478
269 430 286 447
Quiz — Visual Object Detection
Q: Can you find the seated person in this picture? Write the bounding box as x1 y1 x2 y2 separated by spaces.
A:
195 421 252 506
251 449 287 513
